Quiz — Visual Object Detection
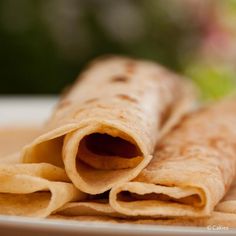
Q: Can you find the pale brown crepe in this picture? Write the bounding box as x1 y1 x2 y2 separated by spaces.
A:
50 183 236 227
21 56 196 194
53 205 236 228
54 174 236 219
52 177 236 228
52 179 236 227
109 98 236 218
1 110 236 227
0 163 86 217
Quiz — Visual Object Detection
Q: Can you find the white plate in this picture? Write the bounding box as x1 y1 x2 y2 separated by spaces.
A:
0 96 58 126
0 96 235 236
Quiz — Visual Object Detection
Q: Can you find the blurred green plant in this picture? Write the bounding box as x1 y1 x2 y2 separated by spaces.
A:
0 0 203 94
0 0 235 99
185 63 236 100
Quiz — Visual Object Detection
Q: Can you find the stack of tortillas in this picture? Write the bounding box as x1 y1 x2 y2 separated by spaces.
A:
1 56 236 228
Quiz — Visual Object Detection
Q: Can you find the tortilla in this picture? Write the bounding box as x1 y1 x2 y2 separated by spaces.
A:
21 56 196 194
52 177 236 228
0 163 86 217
53 177 236 228
109 98 236 218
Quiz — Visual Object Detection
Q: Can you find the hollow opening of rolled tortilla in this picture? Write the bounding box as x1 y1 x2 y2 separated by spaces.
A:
117 191 202 207
77 133 143 170
83 133 140 157
87 190 109 203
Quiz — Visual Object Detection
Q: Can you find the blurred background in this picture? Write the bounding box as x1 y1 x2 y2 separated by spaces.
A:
1 0 236 100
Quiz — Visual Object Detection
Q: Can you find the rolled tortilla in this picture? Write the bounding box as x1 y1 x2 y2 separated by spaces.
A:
54 177 236 219
53 203 236 228
52 189 236 228
110 98 236 217
51 187 236 228
21 56 196 194
0 163 86 217
53 163 236 228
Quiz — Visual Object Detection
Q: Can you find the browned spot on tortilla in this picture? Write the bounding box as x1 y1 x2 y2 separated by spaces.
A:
110 76 129 83
116 94 138 103
84 98 98 104
125 61 136 74
209 137 222 148
119 114 126 120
